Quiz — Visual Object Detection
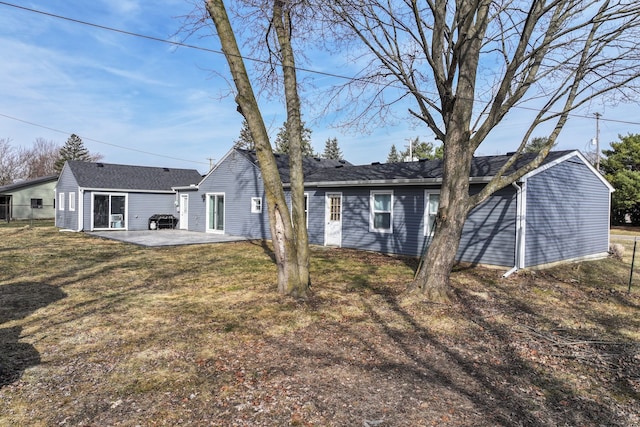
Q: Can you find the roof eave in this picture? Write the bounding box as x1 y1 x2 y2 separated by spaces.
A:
302 176 494 187
78 187 177 194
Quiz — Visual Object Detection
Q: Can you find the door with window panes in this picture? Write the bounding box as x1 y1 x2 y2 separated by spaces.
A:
324 192 342 246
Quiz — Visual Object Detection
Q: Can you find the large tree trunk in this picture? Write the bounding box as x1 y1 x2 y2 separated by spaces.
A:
411 139 473 302
272 1 311 292
206 0 307 298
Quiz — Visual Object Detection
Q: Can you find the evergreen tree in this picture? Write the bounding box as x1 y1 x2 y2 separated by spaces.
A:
387 144 401 163
601 133 640 224
273 121 315 157
321 137 343 160
400 137 443 161
233 119 255 150
524 136 556 153
54 134 95 174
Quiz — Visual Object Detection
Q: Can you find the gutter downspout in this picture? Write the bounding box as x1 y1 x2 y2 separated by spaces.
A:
503 181 525 278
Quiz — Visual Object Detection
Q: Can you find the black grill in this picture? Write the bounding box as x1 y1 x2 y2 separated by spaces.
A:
148 214 178 230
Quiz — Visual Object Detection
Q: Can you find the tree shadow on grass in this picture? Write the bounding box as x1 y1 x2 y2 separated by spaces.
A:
0 282 66 388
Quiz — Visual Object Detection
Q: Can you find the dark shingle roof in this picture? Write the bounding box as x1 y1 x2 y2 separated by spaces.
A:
65 161 202 191
304 150 577 183
0 175 58 194
235 149 351 183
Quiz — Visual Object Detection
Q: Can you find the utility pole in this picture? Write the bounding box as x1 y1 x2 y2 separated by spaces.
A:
594 112 601 171
207 157 215 171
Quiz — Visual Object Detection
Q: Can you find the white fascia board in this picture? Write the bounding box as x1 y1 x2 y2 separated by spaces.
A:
522 150 614 192
301 176 493 188
172 185 200 191
80 187 176 194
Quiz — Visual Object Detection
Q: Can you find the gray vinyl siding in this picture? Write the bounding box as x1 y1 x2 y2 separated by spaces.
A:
126 193 176 230
333 187 424 256
193 152 270 238
327 185 516 265
82 191 92 230
55 166 80 230
80 191 175 231
305 189 327 246
524 156 610 267
457 186 516 267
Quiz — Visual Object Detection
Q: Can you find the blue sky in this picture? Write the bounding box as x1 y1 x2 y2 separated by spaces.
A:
1 1 639 175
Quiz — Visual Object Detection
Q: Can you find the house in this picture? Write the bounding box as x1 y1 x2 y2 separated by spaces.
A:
0 175 58 222
55 161 202 231
172 149 349 237
177 148 613 270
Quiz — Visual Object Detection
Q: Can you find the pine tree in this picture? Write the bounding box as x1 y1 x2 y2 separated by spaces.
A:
321 137 343 160
524 136 555 153
401 137 443 161
273 121 315 157
233 119 255 150
601 133 640 224
54 134 94 173
386 144 401 163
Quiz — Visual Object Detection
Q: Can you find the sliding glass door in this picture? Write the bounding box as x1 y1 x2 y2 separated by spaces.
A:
207 193 224 233
93 193 126 230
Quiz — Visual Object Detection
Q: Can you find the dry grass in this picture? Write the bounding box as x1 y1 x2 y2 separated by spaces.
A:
1 224 639 426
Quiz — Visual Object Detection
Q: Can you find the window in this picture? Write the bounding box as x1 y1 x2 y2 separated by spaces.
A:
424 190 440 236
370 190 393 233
251 197 262 213
31 198 43 209
69 192 76 211
58 193 65 211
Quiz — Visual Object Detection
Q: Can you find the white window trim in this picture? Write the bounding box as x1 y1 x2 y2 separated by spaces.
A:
251 197 262 213
424 189 440 236
370 190 394 234
90 192 128 230
287 193 310 227
304 193 309 228
58 192 65 211
69 192 76 212
205 192 225 233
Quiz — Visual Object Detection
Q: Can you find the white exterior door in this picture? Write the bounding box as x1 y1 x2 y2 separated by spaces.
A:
179 194 189 230
324 192 342 247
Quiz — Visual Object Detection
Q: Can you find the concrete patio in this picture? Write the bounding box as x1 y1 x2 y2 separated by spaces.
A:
87 229 249 247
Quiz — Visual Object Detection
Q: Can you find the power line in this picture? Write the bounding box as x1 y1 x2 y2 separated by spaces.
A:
4 0 640 128
0 1 361 84
0 112 209 166
2 0 640 136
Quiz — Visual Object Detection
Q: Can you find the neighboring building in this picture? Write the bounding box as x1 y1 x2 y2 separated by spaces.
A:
55 161 202 231
176 148 613 270
0 175 58 222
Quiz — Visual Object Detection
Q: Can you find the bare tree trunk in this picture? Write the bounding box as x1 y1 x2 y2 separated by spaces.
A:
411 135 473 302
272 1 311 292
206 0 306 298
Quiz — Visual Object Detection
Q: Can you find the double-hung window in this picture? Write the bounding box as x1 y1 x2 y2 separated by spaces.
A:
370 190 393 233
69 192 76 211
424 190 440 236
58 193 65 211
